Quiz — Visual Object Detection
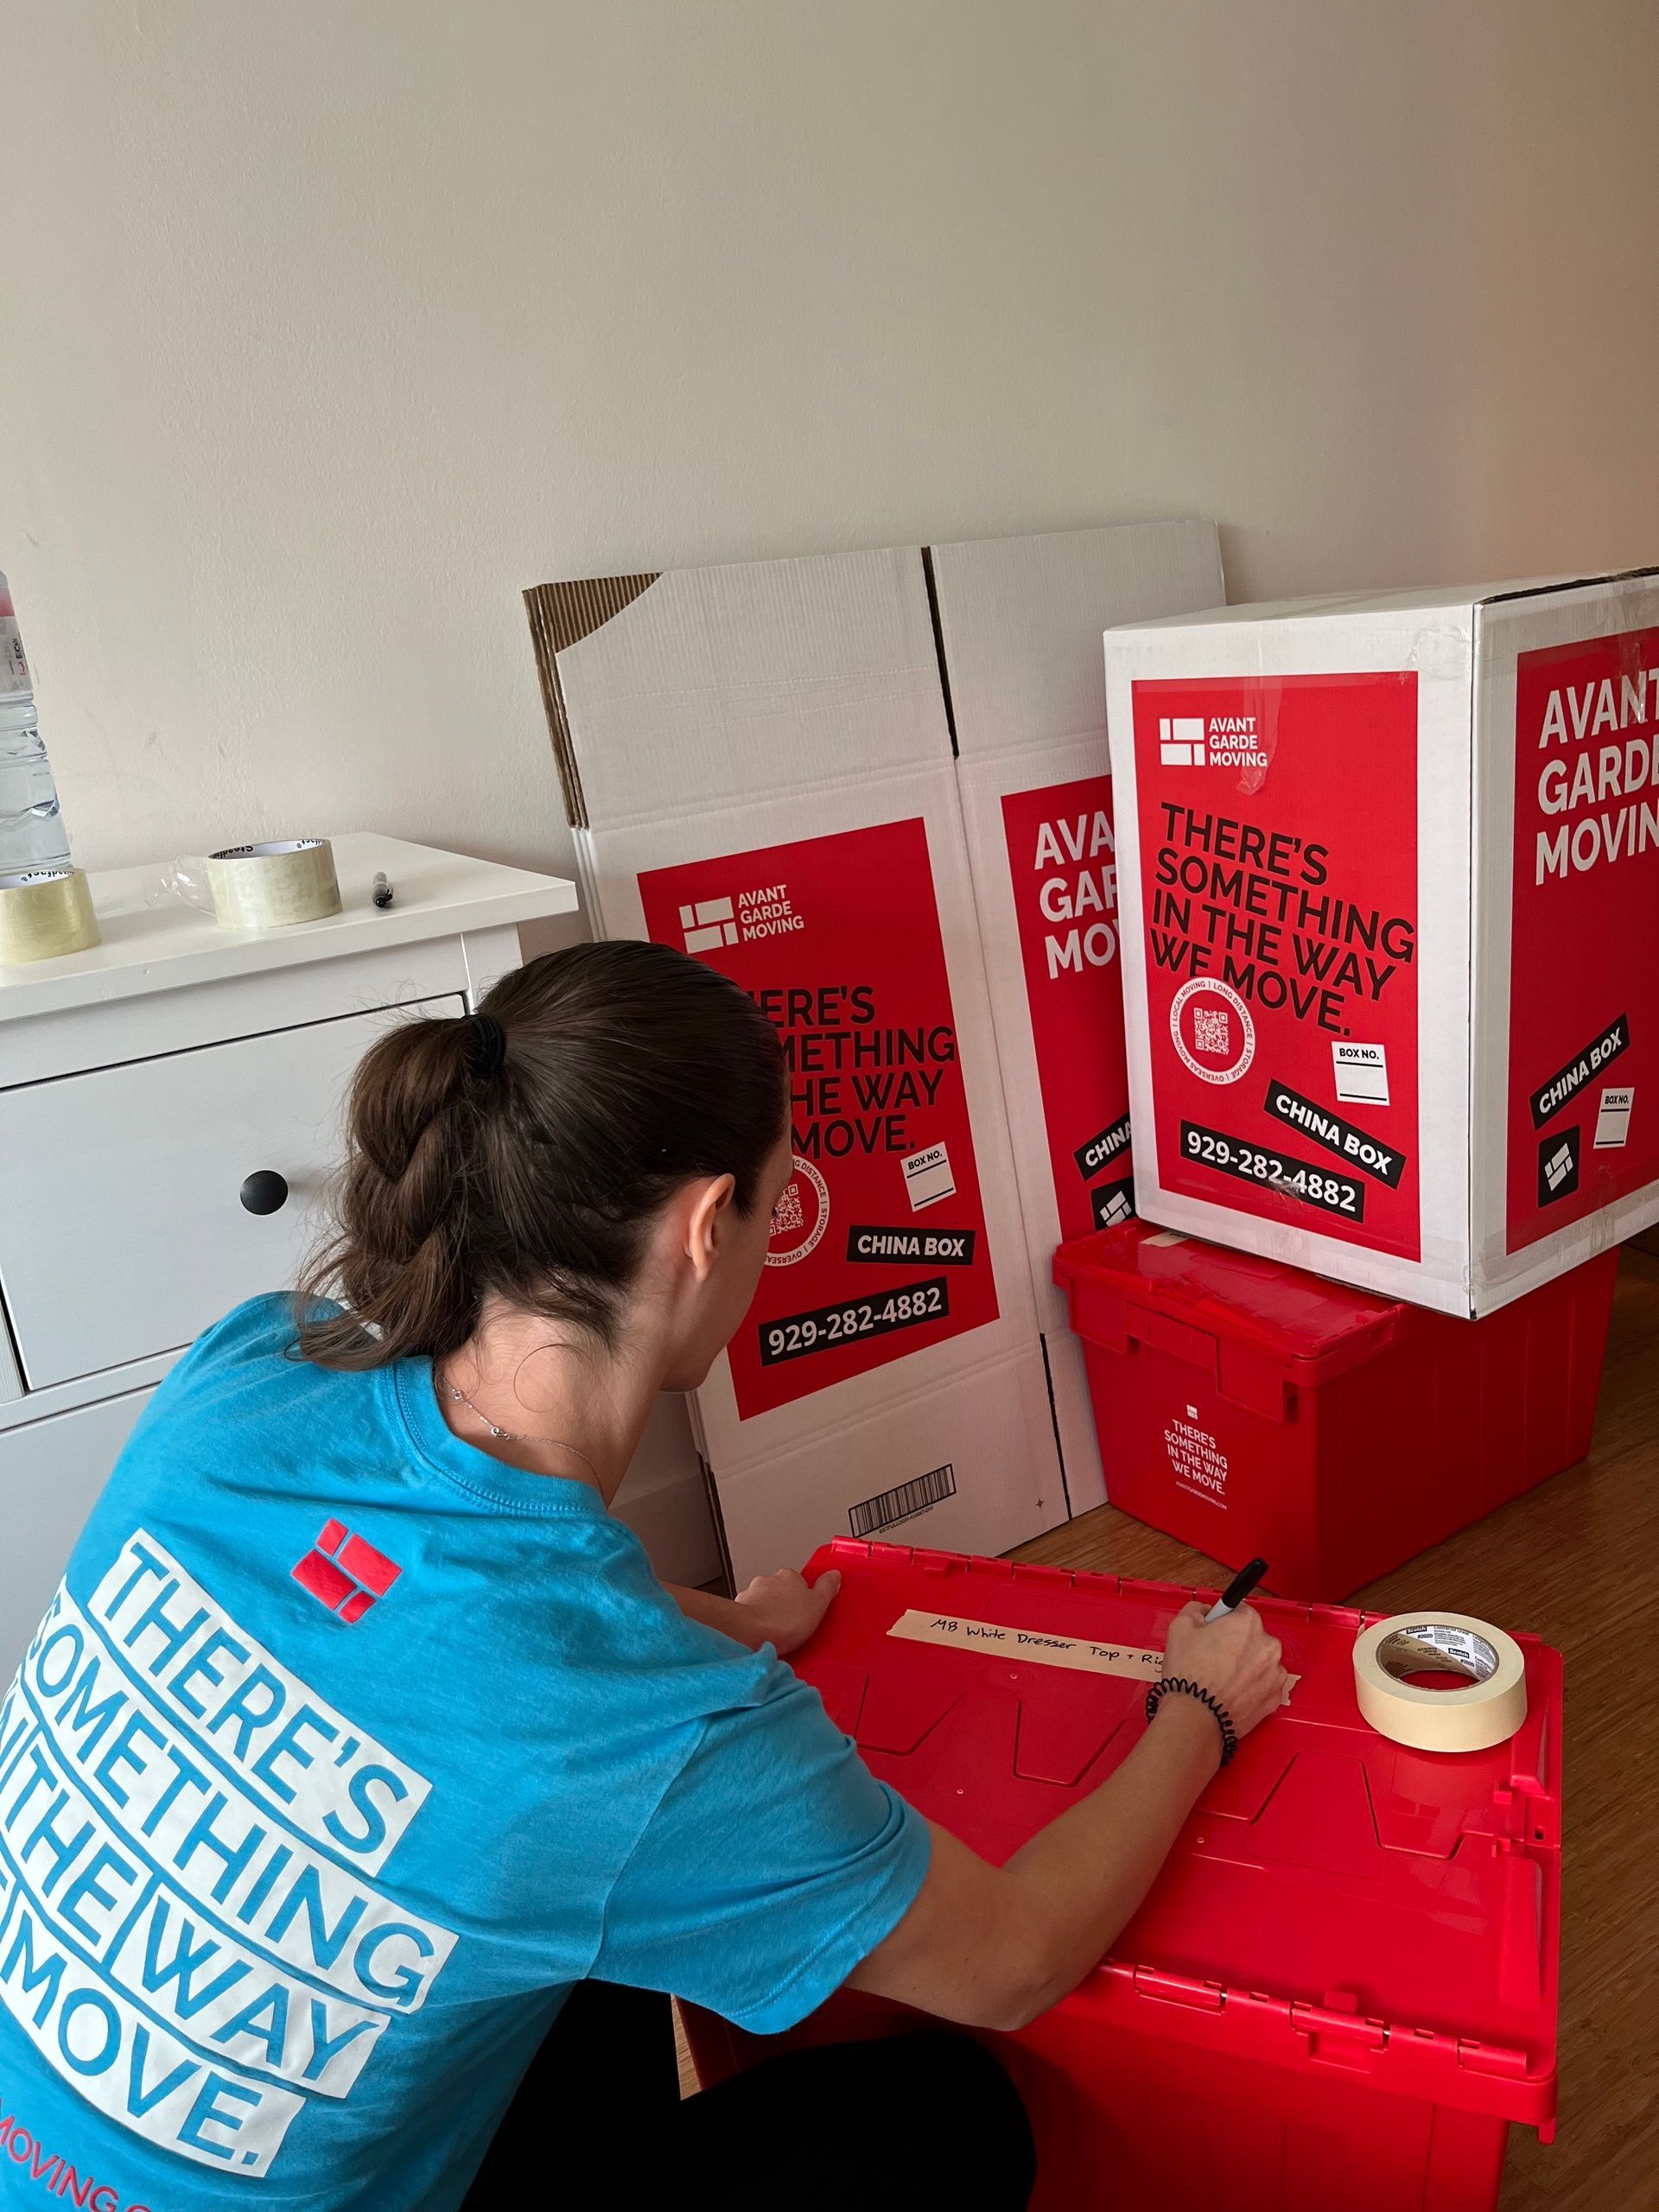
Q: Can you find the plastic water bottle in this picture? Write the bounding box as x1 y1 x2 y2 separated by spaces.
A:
0 571 73 874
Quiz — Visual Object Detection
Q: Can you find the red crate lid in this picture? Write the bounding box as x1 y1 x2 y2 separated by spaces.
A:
799 1539 1560 2125
1055 1220 1412 1378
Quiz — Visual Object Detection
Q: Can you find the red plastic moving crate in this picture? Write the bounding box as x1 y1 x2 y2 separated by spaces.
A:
683 1541 1562 2212
1052 1223 1619 1598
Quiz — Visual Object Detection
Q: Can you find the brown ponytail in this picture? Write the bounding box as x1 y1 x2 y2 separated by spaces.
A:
296 939 786 1368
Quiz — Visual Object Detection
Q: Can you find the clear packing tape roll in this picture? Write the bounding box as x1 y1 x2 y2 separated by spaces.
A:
149 838 342 931
1352 1611 1528 1751
0 868 101 964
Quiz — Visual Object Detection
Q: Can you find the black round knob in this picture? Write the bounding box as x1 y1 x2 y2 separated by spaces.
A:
239 1170 289 1217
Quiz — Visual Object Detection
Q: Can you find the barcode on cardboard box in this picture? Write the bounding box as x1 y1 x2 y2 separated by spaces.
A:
849 1462 957 1539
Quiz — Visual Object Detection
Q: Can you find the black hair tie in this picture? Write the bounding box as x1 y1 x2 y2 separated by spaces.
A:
464 1012 509 1079
1145 1675 1239 1767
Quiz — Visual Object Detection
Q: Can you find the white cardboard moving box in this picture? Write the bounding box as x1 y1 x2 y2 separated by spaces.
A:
527 547 1065 1579
1104 569 1659 1317
929 522 1224 1510
526 524 1226 1573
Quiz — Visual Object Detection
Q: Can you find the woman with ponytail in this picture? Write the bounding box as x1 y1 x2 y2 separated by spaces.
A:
10 941 1284 2212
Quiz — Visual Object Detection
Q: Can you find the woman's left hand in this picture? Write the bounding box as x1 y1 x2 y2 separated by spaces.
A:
733 1567 842 1656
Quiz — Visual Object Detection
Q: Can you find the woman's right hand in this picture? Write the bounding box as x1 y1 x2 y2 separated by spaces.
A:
854 1592 1293 2032
1160 1600 1287 1738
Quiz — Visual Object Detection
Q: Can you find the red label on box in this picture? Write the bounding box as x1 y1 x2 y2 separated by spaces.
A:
1507 625 1659 1251
1131 674 1421 1261
639 818 1000 1417
1001 776 1135 1237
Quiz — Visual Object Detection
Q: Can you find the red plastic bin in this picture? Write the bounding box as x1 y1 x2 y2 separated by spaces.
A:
683 1540 1562 2212
1052 1222 1619 1598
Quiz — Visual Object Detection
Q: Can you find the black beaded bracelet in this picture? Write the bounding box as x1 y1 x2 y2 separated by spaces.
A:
1146 1675 1239 1768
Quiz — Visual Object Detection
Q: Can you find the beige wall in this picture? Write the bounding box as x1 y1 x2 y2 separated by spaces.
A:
3 0 1657 878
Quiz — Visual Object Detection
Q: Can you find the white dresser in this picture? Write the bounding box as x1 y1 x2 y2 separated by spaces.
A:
0 833 580 1674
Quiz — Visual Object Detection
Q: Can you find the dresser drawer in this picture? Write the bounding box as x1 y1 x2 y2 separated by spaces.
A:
0 996 461 1389
0 1388 153 1680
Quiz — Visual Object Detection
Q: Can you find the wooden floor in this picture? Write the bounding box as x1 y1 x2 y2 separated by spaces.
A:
1013 1243 1659 2212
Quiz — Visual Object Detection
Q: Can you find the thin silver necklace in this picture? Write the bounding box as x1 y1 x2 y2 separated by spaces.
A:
442 1380 601 1480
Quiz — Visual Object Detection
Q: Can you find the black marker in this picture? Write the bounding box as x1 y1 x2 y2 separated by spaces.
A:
372 872 395 910
1204 1556 1268 1623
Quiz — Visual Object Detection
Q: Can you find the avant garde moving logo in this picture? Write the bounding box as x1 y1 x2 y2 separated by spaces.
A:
679 881 804 953
1159 715 1271 771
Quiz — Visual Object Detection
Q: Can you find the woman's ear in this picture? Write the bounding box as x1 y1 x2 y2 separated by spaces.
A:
682 1173 738 1281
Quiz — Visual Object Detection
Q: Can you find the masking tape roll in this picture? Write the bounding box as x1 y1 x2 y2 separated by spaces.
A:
205 838 341 931
1352 1611 1528 1751
0 868 102 964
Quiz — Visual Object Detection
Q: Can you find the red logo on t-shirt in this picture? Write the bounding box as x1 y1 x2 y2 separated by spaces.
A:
292 1521 401 1623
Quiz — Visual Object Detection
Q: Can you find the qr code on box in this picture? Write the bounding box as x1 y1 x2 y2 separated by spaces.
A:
1194 1007 1230 1057
771 1183 804 1236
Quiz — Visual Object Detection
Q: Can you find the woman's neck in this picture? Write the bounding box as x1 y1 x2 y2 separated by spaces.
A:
433 1304 656 1505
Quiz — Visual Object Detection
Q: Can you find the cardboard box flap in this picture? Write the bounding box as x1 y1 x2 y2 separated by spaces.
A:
1480 563 1659 608
931 521 1224 758
1106 567 1659 645
1103 586 1474 639
525 547 950 830
524 572 659 828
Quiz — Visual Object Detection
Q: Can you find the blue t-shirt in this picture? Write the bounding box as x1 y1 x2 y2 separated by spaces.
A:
0 1298 927 2209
